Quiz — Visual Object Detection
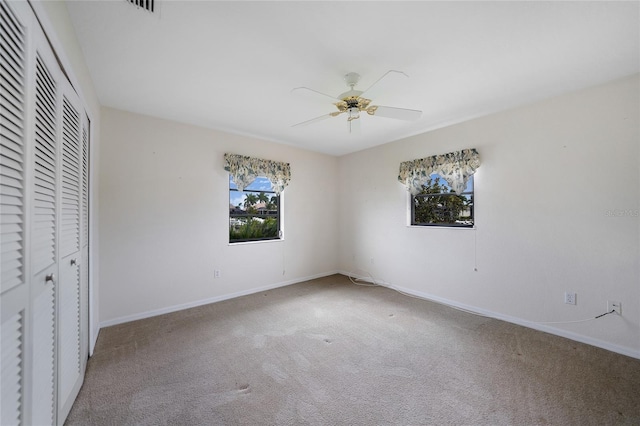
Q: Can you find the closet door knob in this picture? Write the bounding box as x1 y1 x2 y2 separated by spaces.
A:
70 258 78 266
45 273 55 283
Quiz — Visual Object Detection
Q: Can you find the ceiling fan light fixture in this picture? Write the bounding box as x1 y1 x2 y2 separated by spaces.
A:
347 107 360 121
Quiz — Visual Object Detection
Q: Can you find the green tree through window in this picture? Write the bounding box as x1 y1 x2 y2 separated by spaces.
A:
412 174 474 227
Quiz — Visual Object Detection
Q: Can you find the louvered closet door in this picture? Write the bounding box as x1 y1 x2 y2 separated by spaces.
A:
1 1 29 424
30 44 60 425
57 82 85 424
1 1 90 423
80 114 89 365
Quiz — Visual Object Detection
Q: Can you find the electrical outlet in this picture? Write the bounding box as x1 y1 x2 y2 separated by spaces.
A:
564 292 576 305
214 270 221 278
608 300 621 315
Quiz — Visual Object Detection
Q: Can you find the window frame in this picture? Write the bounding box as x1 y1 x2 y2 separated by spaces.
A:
410 174 475 229
228 176 282 244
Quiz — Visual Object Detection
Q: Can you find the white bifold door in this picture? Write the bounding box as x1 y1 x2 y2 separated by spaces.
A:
57 83 87 425
1 1 90 424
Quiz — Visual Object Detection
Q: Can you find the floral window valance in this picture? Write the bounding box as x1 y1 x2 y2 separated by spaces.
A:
398 148 480 195
224 153 291 194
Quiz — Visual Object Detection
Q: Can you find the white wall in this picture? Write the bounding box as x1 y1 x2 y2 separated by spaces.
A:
98 108 339 324
338 74 640 357
38 0 638 356
36 0 102 352
33 0 638 360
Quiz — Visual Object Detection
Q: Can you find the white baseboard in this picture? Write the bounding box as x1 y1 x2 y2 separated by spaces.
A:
338 270 640 360
99 270 339 329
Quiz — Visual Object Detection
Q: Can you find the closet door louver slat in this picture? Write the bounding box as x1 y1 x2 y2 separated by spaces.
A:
81 120 88 247
0 0 25 294
60 98 80 258
1 312 24 426
31 284 56 425
32 55 57 274
1 2 27 424
59 264 81 397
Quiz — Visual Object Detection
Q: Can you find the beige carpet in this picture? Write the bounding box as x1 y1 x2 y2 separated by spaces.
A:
66 274 640 425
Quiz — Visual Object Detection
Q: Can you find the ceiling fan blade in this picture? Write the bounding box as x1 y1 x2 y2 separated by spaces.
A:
372 105 422 121
360 70 409 100
292 113 335 127
291 87 340 103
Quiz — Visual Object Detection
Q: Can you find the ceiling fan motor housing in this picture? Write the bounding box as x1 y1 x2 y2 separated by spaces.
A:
344 72 361 87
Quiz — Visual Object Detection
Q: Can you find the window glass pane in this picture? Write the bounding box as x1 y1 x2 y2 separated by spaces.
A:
411 174 474 227
229 175 280 243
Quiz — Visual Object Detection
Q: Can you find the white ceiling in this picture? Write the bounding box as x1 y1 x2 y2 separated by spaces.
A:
65 1 640 156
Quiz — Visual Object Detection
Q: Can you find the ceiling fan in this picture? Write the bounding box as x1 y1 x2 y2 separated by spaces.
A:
291 70 422 133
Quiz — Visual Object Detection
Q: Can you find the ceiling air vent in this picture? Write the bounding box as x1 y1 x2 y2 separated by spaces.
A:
126 0 155 14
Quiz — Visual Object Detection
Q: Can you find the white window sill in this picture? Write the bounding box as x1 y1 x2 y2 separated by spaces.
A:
407 225 476 230
228 238 284 246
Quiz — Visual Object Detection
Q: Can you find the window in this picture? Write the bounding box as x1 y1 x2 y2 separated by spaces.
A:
229 176 281 243
411 174 474 227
